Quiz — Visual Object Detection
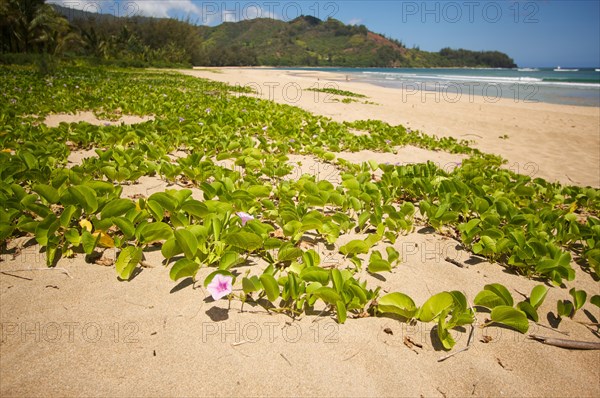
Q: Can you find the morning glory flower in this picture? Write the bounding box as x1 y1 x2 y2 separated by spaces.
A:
262 126 268 131
236 211 254 226
103 122 111 126
289 139 295 143
206 274 233 300
205 108 211 114
179 117 185 122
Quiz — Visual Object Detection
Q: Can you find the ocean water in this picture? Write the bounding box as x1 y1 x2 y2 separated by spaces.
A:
281 67 600 107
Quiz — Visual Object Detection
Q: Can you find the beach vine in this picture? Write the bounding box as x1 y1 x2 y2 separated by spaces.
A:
1 65 599 350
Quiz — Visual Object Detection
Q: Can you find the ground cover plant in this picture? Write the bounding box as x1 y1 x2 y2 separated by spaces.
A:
1 65 599 351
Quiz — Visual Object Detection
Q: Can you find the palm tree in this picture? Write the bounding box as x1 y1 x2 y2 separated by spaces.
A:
0 0 79 54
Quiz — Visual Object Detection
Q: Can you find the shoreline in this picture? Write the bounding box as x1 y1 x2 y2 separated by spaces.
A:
182 66 600 187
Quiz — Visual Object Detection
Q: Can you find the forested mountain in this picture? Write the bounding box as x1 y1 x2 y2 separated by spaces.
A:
194 16 515 67
0 1 517 68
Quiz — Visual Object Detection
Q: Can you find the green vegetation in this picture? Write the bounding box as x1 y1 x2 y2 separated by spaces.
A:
1 1 517 68
196 16 517 68
1 65 597 350
306 87 367 98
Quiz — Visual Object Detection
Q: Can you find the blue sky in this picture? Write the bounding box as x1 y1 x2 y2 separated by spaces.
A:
50 1 600 67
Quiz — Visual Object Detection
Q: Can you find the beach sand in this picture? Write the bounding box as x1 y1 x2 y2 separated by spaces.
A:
180 67 600 188
1 68 599 397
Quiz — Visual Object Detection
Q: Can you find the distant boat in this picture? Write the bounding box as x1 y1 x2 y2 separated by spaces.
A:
596 69 600 72
554 66 579 72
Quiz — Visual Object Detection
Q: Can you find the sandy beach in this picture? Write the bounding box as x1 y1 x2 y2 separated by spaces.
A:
1 67 599 397
181 67 600 188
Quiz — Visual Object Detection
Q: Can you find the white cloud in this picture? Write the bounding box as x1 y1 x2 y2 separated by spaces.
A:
213 4 281 24
48 1 281 25
348 18 363 26
48 1 200 19
130 1 201 18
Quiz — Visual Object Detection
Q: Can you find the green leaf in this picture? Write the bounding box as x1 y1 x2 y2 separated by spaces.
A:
516 301 539 322
302 249 320 268
81 229 99 255
101 199 135 219
115 246 142 281
378 292 417 319
139 222 173 244
0 224 14 241
342 178 360 191
68 185 98 214
170 258 200 281
480 283 513 307
339 239 369 256
331 268 343 293
515 185 535 197
336 300 347 324
474 290 505 309
437 316 456 350
418 292 455 322
242 276 262 294
181 200 209 219
386 246 400 265
530 285 548 310
247 185 271 197
312 287 341 304
148 192 178 212
225 231 263 252
259 273 280 302
557 300 574 318
569 288 587 311
490 306 529 333
64 228 80 246
146 200 164 221
283 220 302 237
59 205 78 228
33 184 59 204
161 237 182 259
368 259 392 273
278 244 303 262
299 267 330 285
590 295 600 308
219 251 241 270
113 217 135 239
174 228 198 260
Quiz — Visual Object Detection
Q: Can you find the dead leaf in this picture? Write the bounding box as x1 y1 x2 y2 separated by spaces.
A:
270 229 284 239
481 335 493 343
95 255 114 266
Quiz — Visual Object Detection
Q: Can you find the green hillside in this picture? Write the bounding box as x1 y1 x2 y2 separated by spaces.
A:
0 1 517 68
195 16 516 68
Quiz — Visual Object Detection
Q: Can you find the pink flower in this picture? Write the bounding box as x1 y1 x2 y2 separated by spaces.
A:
207 274 233 300
236 211 254 226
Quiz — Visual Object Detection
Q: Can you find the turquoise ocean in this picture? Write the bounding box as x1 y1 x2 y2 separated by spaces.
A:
281 67 600 107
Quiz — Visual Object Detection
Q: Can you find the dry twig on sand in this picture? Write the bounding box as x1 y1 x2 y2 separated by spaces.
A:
437 324 475 362
528 334 600 350
0 267 73 279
